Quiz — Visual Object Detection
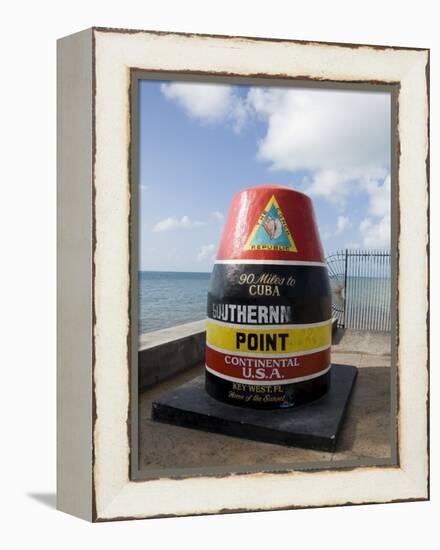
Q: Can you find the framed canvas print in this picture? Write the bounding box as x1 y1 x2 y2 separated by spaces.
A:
57 27 429 522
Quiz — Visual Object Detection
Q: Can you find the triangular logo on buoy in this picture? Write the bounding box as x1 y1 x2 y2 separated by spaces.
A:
244 195 298 252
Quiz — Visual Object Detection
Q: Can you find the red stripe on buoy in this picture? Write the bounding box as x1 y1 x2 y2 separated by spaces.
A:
206 345 330 383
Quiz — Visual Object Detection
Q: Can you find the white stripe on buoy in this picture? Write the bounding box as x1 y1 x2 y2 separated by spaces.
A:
215 259 326 267
205 364 331 385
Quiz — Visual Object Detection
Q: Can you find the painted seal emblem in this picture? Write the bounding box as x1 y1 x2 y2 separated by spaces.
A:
244 195 297 252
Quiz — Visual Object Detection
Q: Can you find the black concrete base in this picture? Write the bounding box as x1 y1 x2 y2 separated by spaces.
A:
151 364 358 452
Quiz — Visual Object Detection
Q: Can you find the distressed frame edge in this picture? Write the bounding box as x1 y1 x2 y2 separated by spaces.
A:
92 25 429 52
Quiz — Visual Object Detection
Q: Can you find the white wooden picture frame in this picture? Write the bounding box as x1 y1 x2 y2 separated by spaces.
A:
57 27 429 522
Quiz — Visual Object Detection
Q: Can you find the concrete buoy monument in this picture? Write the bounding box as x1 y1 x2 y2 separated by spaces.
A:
152 184 357 451
205 185 332 408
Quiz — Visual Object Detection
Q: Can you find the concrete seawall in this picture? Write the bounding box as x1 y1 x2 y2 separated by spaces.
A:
139 320 206 389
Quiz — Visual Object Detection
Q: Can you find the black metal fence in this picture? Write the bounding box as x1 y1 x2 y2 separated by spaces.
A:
326 249 391 332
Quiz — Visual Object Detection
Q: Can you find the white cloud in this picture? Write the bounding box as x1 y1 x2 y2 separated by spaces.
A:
304 170 353 205
161 82 248 132
152 215 204 233
366 173 391 217
248 88 389 173
197 243 216 262
247 87 390 206
357 173 391 248
152 211 227 233
336 215 351 234
359 215 390 248
211 211 225 222
159 85 391 245
160 85 390 207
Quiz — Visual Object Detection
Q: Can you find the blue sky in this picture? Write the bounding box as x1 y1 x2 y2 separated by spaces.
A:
139 79 391 272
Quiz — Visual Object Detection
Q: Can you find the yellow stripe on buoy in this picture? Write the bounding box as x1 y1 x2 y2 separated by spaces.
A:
206 319 332 355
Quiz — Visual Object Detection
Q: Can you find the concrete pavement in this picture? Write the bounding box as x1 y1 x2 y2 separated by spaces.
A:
138 330 393 474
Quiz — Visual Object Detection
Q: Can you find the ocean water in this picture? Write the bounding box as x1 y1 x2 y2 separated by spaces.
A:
139 271 391 335
345 276 391 330
138 271 210 334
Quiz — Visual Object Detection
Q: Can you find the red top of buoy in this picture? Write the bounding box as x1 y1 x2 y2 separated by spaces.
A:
216 185 325 263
